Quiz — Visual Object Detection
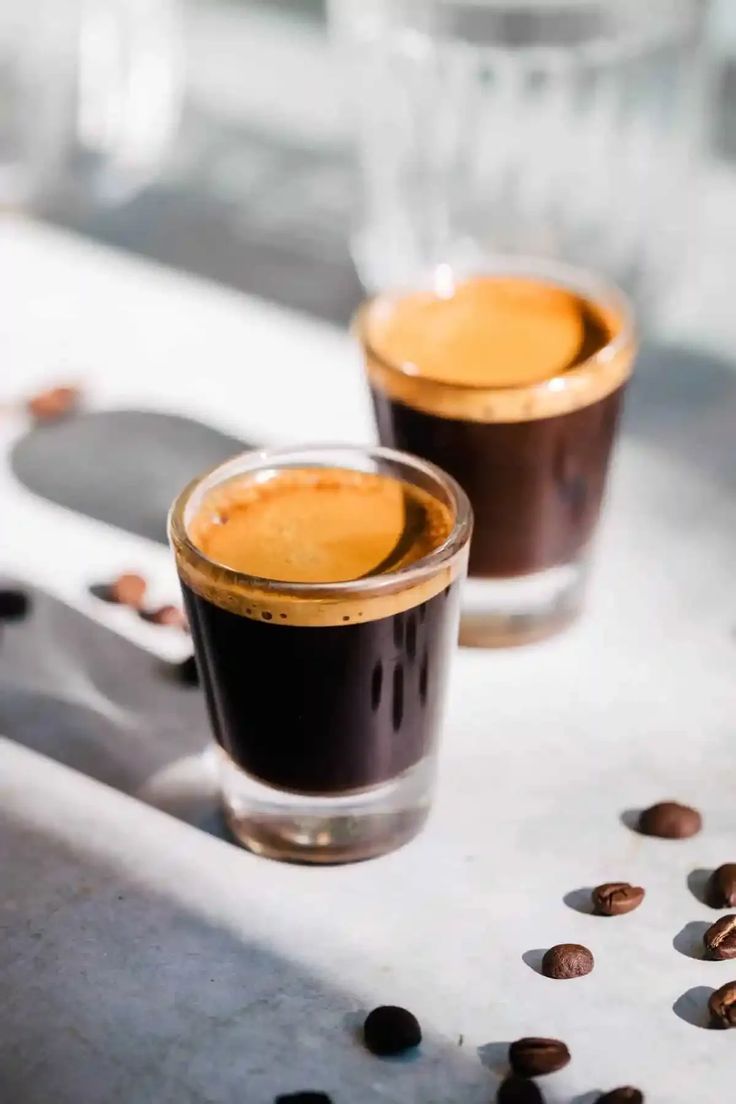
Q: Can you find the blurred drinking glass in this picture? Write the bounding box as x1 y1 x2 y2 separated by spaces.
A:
328 0 710 310
0 0 182 210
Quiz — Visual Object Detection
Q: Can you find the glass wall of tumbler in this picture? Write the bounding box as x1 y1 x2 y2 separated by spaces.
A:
328 0 710 310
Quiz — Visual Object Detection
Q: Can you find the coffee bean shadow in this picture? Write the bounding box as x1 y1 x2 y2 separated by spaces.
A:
2 815 494 1104
570 1093 604 1104
672 985 717 1029
0 583 226 840
477 1041 511 1078
672 920 710 960
521 948 547 975
688 868 714 907
620 809 643 833
11 409 249 543
563 886 595 914
372 1049 424 1066
343 1009 368 1040
624 342 736 492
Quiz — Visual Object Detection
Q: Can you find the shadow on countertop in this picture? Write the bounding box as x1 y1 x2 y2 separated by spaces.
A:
0 813 493 1104
0 583 225 838
11 409 248 544
623 342 736 491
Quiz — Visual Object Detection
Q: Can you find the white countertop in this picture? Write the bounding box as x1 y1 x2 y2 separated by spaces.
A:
1 213 735 1104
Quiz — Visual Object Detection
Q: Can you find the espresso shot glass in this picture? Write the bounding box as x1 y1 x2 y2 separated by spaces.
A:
357 261 637 646
169 445 471 863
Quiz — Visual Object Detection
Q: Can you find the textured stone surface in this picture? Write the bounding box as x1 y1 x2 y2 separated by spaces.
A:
1 213 736 1103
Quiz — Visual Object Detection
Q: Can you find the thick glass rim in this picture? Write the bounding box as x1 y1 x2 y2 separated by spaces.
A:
355 255 636 400
168 443 472 599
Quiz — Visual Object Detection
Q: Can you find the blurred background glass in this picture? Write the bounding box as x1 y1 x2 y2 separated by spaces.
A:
23 0 736 331
0 0 182 210
328 0 710 312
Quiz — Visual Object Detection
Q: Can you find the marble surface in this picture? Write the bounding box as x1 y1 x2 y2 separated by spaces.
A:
1 213 736 1103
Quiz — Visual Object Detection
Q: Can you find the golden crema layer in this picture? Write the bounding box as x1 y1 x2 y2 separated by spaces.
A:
361 274 635 424
174 466 463 626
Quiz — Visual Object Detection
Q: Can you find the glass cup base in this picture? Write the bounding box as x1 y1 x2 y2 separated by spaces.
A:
459 558 587 648
217 751 433 864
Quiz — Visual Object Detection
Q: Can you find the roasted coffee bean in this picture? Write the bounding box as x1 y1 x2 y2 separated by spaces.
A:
275 1095 332 1104
0 588 30 621
705 864 736 908
592 882 645 916
597 1088 643 1103
541 943 594 979
709 981 736 1028
508 1037 570 1077
497 1075 544 1103
92 573 147 608
363 1005 421 1055
110 573 147 607
704 916 736 960
177 655 199 686
141 604 188 630
637 801 701 839
27 385 80 422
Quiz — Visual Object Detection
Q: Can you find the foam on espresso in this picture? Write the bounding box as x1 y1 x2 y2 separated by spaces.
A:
175 466 462 626
362 274 635 424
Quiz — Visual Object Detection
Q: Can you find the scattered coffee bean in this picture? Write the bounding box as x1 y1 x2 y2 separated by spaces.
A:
0 588 30 621
705 864 736 908
27 385 80 422
637 801 701 839
704 916 736 960
541 943 594 979
110 573 147 607
497 1075 544 1104
508 1037 570 1077
363 1005 421 1056
597 1088 643 1103
140 604 188 630
177 655 199 686
274 1095 332 1104
709 981 736 1028
592 882 645 917
92 573 147 608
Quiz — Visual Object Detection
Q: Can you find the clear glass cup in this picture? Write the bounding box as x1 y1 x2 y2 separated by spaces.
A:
0 0 182 210
357 258 637 646
169 444 471 864
328 0 710 310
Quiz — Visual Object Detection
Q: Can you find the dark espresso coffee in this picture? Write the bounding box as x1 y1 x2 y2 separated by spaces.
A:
177 467 461 796
362 275 635 580
373 388 623 578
